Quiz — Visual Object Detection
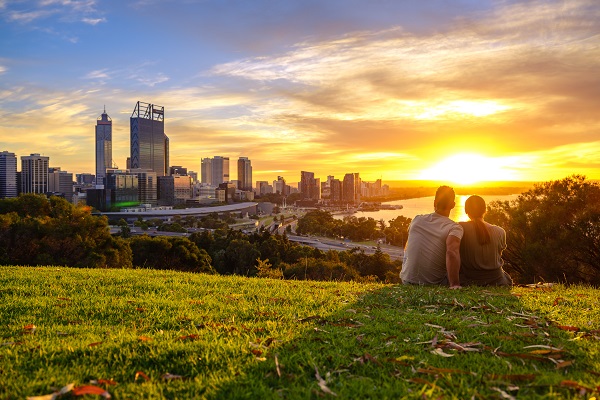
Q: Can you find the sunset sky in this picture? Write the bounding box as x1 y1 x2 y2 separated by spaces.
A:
1 0 599 185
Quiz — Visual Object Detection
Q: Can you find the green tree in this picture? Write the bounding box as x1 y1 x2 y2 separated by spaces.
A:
486 175 600 284
0 194 132 269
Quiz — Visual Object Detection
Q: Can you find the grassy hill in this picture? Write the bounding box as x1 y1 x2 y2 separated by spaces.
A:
1 267 599 399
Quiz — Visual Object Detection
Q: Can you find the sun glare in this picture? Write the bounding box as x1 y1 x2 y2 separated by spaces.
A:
419 153 516 184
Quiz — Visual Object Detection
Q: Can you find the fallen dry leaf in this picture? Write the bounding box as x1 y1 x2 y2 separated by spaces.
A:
557 325 579 332
162 373 183 380
431 348 454 357
27 383 74 400
556 360 574 369
315 367 337 396
88 342 103 347
90 379 117 386
134 371 150 382
72 385 111 398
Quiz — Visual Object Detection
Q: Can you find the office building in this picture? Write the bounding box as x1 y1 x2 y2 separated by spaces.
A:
105 169 139 209
130 101 168 177
169 165 187 176
158 175 192 206
48 167 74 199
211 156 229 185
129 169 157 206
273 176 290 195
76 173 95 186
343 173 361 204
21 153 49 194
237 157 252 191
330 179 343 203
0 151 17 198
300 171 320 200
95 107 112 187
201 158 212 184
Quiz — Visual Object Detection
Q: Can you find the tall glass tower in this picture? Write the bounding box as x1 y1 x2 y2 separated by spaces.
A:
237 157 252 191
0 151 17 198
95 107 112 187
130 101 168 177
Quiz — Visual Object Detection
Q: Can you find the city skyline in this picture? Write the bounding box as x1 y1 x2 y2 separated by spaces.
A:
1 1 599 184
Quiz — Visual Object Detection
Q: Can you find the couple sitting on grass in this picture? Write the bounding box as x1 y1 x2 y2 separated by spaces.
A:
400 185 512 288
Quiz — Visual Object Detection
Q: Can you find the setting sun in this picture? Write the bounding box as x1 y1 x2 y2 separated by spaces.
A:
419 153 517 185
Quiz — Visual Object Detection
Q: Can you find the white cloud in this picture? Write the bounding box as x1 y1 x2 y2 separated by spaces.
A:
136 73 170 87
0 65 7 74
82 17 105 25
84 69 110 79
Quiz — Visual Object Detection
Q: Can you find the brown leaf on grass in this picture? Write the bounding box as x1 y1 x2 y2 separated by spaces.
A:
275 354 281 378
139 336 152 342
251 349 263 356
488 374 537 382
557 325 579 332
491 387 517 400
263 337 275 347
179 334 199 341
556 360 574 369
189 300 204 305
135 307 146 312
26 383 74 400
90 379 117 386
162 373 183 380
88 341 103 347
431 348 454 357
315 367 337 397
560 380 594 393
23 324 36 334
552 297 565 306
72 385 111 398
298 315 323 323
134 371 150 382
408 377 436 388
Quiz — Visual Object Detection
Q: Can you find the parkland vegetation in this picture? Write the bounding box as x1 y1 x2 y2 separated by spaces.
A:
0 175 598 284
1 267 598 399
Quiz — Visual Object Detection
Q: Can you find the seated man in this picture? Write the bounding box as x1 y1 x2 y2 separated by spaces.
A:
400 186 463 288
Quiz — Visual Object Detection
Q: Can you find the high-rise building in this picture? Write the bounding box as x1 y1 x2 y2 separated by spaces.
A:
201 158 212 184
21 153 49 194
95 107 112 187
0 151 18 198
237 157 252 191
343 173 361 204
129 169 158 206
211 156 229 185
330 179 342 203
130 101 168 177
48 167 74 199
169 165 187 176
273 176 290 195
105 169 139 209
300 171 320 200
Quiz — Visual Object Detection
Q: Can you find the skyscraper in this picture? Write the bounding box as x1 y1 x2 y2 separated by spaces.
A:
130 101 168 177
201 158 212 184
211 156 229 185
21 153 49 194
300 171 320 200
0 151 17 198
237 157 252 191
95 107 112 187
343 173 361 204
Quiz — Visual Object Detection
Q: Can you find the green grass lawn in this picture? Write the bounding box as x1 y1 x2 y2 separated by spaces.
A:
1 266 599 399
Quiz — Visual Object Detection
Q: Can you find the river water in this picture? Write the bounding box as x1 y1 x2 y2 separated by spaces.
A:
333 194 519 223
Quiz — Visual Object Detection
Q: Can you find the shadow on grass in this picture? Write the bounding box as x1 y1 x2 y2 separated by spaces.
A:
208 284 600 399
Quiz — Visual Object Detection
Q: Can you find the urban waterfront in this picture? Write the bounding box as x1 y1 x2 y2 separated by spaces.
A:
333 194 519 222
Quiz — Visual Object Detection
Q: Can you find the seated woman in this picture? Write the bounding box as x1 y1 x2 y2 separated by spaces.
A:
459 195 513 286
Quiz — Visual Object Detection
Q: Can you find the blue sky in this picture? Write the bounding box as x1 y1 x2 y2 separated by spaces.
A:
1 0 599 184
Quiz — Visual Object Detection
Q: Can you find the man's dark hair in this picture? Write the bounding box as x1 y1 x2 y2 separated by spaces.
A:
434 185 455 211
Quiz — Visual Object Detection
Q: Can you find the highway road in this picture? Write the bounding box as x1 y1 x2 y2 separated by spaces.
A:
287 234 404 261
